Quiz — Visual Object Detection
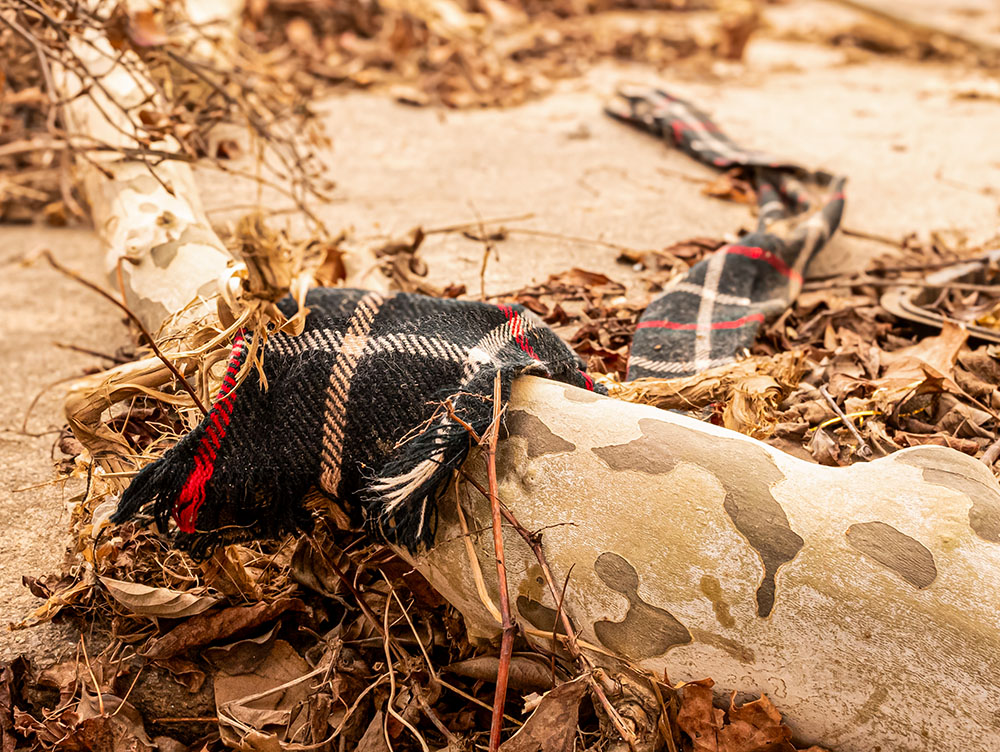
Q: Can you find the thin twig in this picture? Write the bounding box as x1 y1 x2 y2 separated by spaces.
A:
472 204 497 302
40 251 208 415
382 588 431 752
151 716 219 723
804 253 999 283
458 464 638 747
981 437 1000 468
52 341 129 363
79 635 104 716
497 500 637 748
820 386 873 460
840 226 902 248
505 227 641 254
804 277 1000 293
485 372 515 752
424 212 535 235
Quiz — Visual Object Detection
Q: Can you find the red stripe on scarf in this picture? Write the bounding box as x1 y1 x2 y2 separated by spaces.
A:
637 313 765 331
722 245 803 284
497 305 539 361
173 330 246 533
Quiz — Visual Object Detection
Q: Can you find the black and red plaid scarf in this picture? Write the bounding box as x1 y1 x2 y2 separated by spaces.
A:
114 89 844 554
114 290 599 556
607 88 845 379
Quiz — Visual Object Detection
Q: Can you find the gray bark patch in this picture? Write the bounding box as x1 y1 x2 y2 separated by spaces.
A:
846 521 937 589
516 596 572 635
897 447 1000 543
593 551 691 659
150 239 182 268
592 419 802 617
504 410 576 458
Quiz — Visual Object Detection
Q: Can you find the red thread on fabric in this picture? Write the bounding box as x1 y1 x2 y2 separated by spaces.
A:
497 305 539 361
173 331 246 533
722 245 803 284
637 313 765 331
671 120 719 137
671 121 684 145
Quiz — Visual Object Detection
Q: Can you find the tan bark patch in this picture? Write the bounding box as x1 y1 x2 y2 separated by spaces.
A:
897 447 1000 544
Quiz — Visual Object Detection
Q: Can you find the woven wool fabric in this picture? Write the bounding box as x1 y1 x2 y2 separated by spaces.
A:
607 88 846 379
114 289 601 556
115 89 845 555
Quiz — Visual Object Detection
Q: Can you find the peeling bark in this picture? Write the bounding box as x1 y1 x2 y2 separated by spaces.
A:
411 376 1000 752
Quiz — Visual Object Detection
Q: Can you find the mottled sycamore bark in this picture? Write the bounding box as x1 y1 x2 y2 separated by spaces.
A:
414 377 1000 752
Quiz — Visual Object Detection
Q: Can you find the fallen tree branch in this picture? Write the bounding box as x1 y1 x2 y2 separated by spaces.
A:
409 376 1000 752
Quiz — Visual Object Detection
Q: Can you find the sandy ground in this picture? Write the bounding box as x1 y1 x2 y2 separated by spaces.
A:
0 228 126 660
2 0 999 660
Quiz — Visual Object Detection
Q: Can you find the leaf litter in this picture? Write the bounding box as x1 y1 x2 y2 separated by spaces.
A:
6 1 1000 751
10 210 978 752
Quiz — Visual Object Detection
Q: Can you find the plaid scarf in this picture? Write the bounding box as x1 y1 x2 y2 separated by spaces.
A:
607 88 845 379
114 90 843 554
114 290 599 555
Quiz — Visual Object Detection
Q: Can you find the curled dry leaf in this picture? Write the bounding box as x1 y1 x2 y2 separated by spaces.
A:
200 546 263 601
99 577 219 619
203 624 280 675
605 351 805 416
677 678 829 752
141 599 305 661
445 655 556 692
76 692 154 747
677 678 725 751
355 709 390 752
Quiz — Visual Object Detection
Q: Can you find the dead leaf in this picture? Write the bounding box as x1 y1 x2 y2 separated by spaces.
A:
215 640 312 748
498 678 587 752
677 680 812 752
141 599 304 660
127 10 168 47
291 537 346 599
150 657 207 694
445 655 555 692
677 678 725 752
200 546 263 601
356 709 390 752
703 169 755 204
807 427 842 466
99 577 219 619
76 692 153 743
54 692 153 752
878 321 968 387
718 693 793 752
203 624 280 675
